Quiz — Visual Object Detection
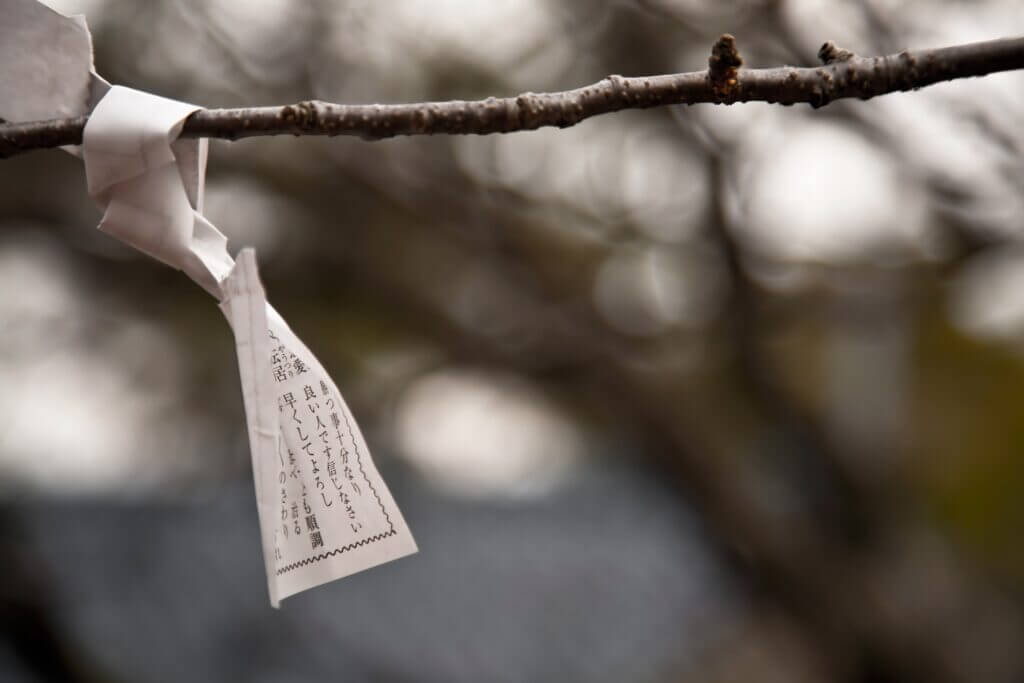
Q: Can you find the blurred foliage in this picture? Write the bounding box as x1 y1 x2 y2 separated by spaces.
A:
913 299 1024 580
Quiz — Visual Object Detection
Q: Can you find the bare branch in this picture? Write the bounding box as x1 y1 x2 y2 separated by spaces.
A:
2 35 1023 159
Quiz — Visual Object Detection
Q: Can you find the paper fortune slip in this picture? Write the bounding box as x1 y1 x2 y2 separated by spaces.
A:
0 1 416 607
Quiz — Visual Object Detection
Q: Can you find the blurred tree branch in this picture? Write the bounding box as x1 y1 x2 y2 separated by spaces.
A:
243 125 1021 682
2 35 1023 158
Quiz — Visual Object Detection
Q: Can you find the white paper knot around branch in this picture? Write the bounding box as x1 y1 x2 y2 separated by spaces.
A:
84 86 232 297
1 0 417 608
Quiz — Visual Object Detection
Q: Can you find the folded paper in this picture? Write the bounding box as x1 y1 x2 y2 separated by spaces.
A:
81 86 417 606
221 250 419 605
0 0 418 606
80 86 417 606
0 0 96 122
0 0 110 155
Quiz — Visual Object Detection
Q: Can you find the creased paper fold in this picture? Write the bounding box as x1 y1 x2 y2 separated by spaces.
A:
77 87 417 607
2 0 417 606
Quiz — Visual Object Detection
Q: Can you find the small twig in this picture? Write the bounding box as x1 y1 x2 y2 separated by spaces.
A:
1 35 1023 159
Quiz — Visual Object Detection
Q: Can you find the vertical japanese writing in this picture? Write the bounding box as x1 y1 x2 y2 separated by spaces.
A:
269 329 309 384
222 251 416 602
321 379 364 533
270 335 388 574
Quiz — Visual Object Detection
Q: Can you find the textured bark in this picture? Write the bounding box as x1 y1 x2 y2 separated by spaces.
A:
1 34 1023 159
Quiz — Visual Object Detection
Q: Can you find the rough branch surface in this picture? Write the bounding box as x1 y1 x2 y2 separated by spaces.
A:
1 35 1023 159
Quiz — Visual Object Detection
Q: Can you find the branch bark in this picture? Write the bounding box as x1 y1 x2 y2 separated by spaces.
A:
1 35 1022 159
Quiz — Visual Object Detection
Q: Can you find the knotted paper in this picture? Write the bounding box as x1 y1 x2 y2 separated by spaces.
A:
82 87 417 606
0 0 416 607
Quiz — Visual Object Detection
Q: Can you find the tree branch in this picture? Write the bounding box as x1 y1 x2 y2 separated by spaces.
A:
2 34 1023 159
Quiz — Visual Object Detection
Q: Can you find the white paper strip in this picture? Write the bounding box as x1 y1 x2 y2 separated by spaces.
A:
0 0 110 155
0 0 94 122
80 86 416 606
221 252 418 604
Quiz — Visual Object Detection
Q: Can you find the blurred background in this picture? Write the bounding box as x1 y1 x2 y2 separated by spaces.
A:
2 0 1024 681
